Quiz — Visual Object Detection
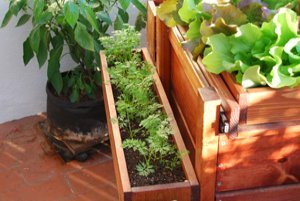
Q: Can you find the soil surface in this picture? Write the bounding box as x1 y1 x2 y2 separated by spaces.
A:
112 86 186 187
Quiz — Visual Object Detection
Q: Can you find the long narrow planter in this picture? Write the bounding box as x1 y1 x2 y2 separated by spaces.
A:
100 48 199 201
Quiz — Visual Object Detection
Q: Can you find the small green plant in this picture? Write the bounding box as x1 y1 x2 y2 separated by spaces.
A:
101 26 182 177
100 25 141 65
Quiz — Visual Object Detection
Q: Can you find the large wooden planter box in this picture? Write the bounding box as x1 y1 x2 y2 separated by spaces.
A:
100 48 199 201
149 2 300 201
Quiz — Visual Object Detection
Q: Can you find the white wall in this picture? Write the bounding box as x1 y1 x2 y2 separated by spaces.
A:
0 2 145 123
0 2 48 123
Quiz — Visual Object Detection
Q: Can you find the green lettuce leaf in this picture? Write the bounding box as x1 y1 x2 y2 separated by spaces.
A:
157 0 179 27
273 8 298 46
202 33 234 73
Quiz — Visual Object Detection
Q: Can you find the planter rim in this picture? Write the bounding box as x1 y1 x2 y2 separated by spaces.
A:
100 48 199 200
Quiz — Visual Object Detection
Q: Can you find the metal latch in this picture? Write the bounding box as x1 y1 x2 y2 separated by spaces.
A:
219 109 229 134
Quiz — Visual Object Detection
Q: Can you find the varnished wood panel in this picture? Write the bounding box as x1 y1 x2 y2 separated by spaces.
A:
146 1 156 63
156 16 171 95
222 72 300 125
217 128 300 192
171 51 201 143
196 87 221 201
169 93 196 165
131 182 192 201
101 49 199 201
216 184 300 201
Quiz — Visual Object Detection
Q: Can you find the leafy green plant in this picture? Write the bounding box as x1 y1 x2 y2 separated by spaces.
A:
202 8 300 88
100 25 141 65
101 26 182 177
157 0 299 59
1 0 146 102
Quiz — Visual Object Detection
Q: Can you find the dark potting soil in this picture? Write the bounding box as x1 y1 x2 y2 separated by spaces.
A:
112 86 186 187
122 129 186 187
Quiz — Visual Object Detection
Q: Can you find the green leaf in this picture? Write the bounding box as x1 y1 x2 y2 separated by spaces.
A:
29 26 41 53
10 0 26 16
48 47 63 94
36 12 52 25
33 0 44 20
74 22 94 51
135 12 146 31
186 18 201 40
178 0 198 23
83 50 94 68
93 40 101 66
51 34 64 49
230 23 262 55
241 2 263 25
96 11 112 25
23 37 34 65
202 33 234 74
130 0 146 15
64 1 79 28
214 4 248 26
284 38 300 63
16 14 31 27
262 0 294 9
1 10 13 28
83 5 100 33
119 0 130 10
273 8 298 46
156 0 178 27
242 65 267 88
114 15 124 30
94 71 102 86
50 72 63 94
118 8 129 23
37 26 49 67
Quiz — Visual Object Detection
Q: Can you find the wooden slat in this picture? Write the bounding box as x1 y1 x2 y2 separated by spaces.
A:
216 184 300 201
131 182 191 201
146 1 156 63
197 59 240 137
169 27 209 89
169 92 196 165
238 120 300 138
156 16 171 96
222 71 300 125
196 87 221 201
100 52 132 201
217 128 300 192
171 50 202 144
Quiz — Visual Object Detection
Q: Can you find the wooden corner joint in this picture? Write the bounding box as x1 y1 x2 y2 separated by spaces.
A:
198 87 221 104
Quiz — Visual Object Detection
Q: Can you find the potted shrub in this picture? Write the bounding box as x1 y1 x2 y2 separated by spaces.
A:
99 26 199 201
1 0 146 160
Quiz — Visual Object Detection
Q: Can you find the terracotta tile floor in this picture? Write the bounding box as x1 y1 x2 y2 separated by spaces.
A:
0 115 118 201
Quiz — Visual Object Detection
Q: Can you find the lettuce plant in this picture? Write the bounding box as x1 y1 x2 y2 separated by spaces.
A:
202 8 300 88
157 0 299 59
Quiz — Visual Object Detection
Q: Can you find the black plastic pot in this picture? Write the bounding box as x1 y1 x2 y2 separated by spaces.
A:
46 82 106 133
